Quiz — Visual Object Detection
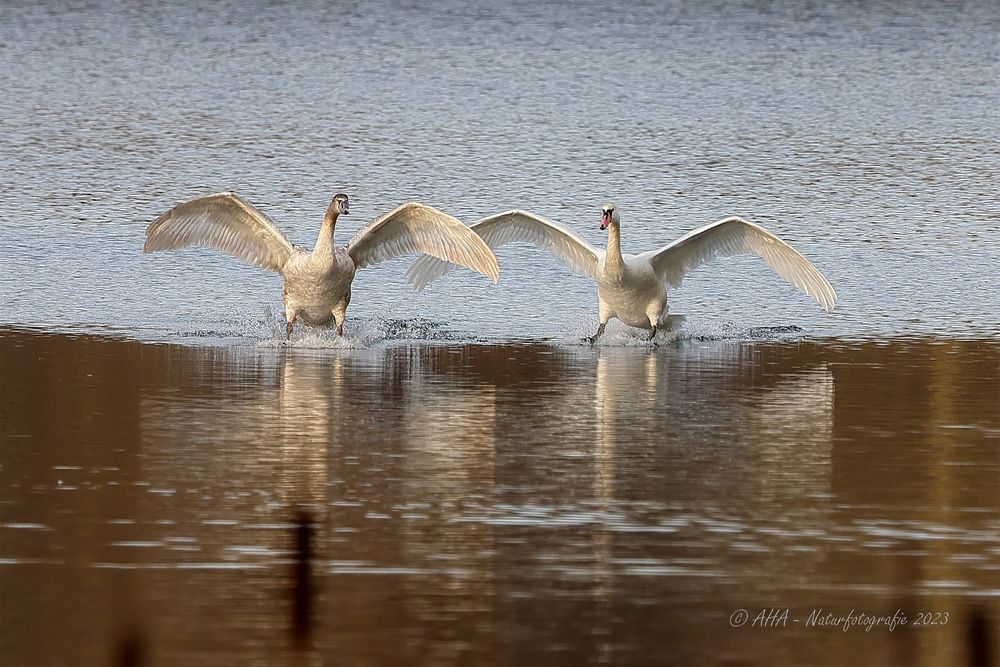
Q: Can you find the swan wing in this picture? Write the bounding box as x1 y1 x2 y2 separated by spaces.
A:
144 192 294 272
347 202 500 283
640 216 837 311
406 209 601 290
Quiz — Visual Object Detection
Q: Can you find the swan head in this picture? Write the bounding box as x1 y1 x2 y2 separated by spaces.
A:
331 193 350 215
600 203 619 230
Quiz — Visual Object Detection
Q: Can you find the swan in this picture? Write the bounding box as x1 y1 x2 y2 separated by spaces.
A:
144 192 500 338
406 204 836 342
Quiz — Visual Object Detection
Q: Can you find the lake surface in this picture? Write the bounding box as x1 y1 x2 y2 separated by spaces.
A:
2 329 999 666
1 1 998 665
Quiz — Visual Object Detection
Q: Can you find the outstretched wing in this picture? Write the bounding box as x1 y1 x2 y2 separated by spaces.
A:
346 202 499 283
405 209 601 290
144 192 294 272
639 216 837 311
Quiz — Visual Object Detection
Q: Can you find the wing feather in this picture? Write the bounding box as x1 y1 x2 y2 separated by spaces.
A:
640 217 837 311
406 210 601 290
347 202 499 283
144 192 294 272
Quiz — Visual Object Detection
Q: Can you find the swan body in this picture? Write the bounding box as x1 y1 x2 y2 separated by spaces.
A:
145 192 499 338
596 250 670 331
279 242 357 328
407 204 836 341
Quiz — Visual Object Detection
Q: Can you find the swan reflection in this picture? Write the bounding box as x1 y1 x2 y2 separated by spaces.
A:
7 328 995 667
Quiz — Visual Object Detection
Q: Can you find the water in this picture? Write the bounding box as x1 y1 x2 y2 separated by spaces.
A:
1 1 999 665
2 329 998 666
1 0 998 341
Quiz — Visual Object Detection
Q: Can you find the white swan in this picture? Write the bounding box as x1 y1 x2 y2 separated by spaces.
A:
407 204 837 342
145 192 500 338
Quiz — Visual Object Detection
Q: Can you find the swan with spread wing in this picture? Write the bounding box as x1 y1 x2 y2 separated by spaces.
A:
145 192 499 338
407 204 836 342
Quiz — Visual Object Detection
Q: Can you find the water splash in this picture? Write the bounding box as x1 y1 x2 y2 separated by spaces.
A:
553 314 807 347
257 305 462 349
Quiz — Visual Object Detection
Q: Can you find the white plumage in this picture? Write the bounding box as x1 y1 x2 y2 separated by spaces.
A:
407 210 602 286
407 204 836 342
145 192 499 338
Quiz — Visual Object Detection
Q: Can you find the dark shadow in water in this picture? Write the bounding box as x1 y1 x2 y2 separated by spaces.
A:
113 624 147 667
966 604 994 667
291 507 314 648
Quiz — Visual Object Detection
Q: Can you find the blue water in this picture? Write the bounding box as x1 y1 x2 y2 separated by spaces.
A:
2 0 998 343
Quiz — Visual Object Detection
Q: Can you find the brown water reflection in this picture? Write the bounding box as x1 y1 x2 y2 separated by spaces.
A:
1 328 997 666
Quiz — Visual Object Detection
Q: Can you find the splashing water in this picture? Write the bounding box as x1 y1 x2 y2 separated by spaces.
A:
256 305 463 349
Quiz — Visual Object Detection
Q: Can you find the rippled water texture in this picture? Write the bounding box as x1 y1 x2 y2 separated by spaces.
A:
1 0 998 341
2 1 999 665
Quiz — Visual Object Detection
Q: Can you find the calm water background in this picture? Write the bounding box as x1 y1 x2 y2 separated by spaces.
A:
1 1 999 665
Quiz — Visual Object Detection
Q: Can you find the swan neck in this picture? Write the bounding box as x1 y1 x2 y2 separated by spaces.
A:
605 223 625 274
315 212 337 256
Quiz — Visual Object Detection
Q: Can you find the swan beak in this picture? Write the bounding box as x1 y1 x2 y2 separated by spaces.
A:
600 211 610 230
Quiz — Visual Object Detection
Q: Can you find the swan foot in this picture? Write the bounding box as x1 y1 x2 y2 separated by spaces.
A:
285 321 294 341
587 323 606 346
336 323 344 337
647 326 658 343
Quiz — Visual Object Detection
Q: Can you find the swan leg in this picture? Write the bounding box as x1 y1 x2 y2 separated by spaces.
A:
331 311 346 337
334 290 350 337
328 312 345 337
588 322 606 345
590 299 613 345
284 302 299 341
647 325 658 342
